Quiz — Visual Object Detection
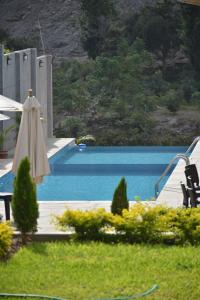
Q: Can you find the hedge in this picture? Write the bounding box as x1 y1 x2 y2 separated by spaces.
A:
55 204 200 244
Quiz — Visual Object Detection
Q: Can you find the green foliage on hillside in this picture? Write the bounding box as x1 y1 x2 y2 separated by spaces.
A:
53 0 200 145
54 40 158 144
80 0 120 58
125 0 182 70
181 4 200 78
54 41 200 144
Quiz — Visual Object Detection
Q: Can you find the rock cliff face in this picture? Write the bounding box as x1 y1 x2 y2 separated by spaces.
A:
0 0 154 60
0 0 86 60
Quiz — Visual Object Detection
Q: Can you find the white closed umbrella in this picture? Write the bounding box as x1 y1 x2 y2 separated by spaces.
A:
180 0 200 5
0 113 10 121
0 95 23 112
12 90 50 183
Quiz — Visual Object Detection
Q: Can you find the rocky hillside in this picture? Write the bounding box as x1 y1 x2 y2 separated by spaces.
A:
0 0 154 60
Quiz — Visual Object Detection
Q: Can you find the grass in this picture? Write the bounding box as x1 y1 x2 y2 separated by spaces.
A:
0 242 200 300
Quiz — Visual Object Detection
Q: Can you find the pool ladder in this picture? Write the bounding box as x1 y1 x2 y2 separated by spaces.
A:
154 136 200 198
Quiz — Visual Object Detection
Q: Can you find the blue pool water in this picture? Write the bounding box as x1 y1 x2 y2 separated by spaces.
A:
0 146 187 201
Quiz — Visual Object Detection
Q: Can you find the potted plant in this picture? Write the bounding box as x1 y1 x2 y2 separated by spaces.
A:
0 124 15 158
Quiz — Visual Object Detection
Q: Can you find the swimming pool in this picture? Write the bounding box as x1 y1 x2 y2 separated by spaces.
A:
0 146 187 201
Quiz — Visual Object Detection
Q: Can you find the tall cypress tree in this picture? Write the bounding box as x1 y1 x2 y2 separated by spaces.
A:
111 177 129 215
12 157 39 243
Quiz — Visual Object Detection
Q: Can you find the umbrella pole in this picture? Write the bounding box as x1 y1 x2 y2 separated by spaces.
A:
28 89 33 97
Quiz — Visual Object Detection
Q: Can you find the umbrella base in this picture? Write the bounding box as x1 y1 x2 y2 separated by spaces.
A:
0 150 8 159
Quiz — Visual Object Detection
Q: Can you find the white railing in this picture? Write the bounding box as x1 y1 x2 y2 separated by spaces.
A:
185 136 200 156
154 136 200 198
155 154 190 197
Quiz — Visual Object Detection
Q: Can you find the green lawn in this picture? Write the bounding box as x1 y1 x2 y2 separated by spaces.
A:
0 242 200 300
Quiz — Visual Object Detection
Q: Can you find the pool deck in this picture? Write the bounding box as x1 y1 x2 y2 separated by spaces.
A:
156 141 200 207
0 140 199 236
0 138 76 235
0 138 75 177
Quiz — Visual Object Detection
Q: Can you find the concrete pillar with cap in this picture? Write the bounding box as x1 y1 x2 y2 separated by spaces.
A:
36 55 53 138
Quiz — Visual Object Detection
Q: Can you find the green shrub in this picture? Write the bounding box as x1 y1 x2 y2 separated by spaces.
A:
12 157 39 243
55 208 113 238
112 204 170 243
76 135 96 145
55 205 200 245
111 177 129 215
0 222 12 258
167 207 200 245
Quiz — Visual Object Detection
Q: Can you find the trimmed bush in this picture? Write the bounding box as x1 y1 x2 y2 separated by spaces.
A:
55 208 113 238
0 222 12 258
113 204 170 243
167 207 200 245
111 177 129 215
55 204 200 245
12 157 39 243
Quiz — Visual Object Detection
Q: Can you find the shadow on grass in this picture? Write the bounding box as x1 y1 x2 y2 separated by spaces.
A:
28 242 49 255
69 233 177 246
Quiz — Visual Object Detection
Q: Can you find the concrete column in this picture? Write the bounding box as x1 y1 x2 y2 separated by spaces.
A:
46 55 53 138
15 48 37 103
3 52 16 99
15 52 20 102
0 44 3 95
36 55 53 138
2 51 17 150
0 47 53 150
30 48 37 96
0 45 3 132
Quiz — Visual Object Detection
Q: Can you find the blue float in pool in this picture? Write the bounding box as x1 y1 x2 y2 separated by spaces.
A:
78 143 86 151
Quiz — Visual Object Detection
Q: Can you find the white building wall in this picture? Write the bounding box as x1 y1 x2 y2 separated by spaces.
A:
0 44 53 151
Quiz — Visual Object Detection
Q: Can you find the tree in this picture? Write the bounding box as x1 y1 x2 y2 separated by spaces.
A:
111 177 129 215
181 4 200 77
125 0 182 72
12 157 39 243
80 0 118 58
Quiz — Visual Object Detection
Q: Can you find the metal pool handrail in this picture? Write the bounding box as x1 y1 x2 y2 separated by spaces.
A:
155 154 190 198
185 136 200 156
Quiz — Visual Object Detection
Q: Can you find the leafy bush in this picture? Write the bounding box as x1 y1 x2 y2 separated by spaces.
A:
113 204 170 243
76 135 96 145
55 205 200 245
111 177 129 215
55 208 113 238
167 208 200 245
12 157 39 243
0 222 12 258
